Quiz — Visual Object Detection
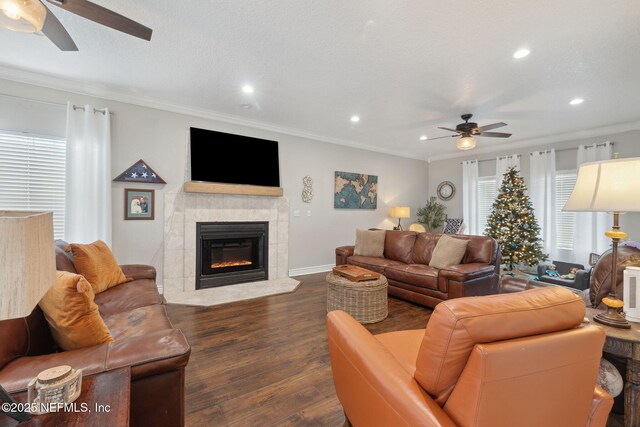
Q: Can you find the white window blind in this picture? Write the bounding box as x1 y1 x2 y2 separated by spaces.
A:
478 176 497 234
555 170 577 250
0 131 66 239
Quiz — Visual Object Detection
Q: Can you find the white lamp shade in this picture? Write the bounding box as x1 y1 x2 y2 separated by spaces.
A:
390 206 410 218
563 157 640 212
0 211 55 320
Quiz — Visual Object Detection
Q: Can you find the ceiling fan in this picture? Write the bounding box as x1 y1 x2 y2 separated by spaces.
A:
0 0 152 51
431 113 512 150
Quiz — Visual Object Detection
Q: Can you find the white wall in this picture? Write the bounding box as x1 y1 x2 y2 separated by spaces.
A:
427 130 640 240
0 78 429 282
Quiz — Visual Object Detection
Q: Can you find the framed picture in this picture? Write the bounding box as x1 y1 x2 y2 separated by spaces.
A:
124 188 155 220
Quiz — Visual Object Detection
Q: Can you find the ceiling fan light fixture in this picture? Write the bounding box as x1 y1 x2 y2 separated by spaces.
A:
457 135 476 151
0 0 45 33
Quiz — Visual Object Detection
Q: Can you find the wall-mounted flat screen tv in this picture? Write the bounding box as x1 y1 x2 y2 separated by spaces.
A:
190 127 280 187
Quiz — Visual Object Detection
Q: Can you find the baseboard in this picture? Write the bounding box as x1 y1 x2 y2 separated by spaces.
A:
289 264 334 277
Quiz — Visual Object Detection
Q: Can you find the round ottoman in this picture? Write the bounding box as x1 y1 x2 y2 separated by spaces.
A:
326 272 388 324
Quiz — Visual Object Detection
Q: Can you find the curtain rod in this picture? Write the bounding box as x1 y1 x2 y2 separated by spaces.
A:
0 92 114 115
461 154 521 165
71 105 113 116
529 141 612 155
461 142 614 164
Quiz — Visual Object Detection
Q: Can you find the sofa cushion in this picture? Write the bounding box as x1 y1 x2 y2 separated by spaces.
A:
414 287 586 405
54 240 76 273
461 235 496 264
104 304 173 340
347 256 405 274
411 233 440 265
375 329 424 376
67 240 130 294
39 271 113 351
95 278 163 317
429 235 469 269
354 229 386 257
385 264 439 290
384 231 417 264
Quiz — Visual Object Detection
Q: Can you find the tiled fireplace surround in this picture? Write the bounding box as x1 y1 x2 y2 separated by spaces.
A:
162 190 298 306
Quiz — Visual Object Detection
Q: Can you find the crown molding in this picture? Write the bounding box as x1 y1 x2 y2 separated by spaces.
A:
0 64 425 161
426 121 640 163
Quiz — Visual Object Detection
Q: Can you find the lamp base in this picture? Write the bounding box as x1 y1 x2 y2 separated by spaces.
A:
593 306 631 330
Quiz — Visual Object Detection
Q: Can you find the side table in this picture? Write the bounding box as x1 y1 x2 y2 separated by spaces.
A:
326 271 388 324
0 367 130 427
586 308 640 427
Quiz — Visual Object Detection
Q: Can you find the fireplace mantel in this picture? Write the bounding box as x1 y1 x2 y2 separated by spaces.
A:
183 181 283 197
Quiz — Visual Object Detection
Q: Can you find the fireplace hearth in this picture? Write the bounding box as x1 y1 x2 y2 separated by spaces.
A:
196 222 268 289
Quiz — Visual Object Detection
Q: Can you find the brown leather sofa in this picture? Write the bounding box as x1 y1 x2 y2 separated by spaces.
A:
327 286 613 427
0 241 191 426
336 231 501 308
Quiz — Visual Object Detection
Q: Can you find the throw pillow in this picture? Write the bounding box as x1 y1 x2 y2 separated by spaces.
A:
67 240 129 294
39 271 114 351
354 229 386 257
429 235 469 269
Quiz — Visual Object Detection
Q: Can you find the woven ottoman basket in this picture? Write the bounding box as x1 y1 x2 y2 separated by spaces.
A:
326 272 388 324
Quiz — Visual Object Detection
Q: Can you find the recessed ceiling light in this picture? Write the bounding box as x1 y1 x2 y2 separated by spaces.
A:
513 48 530 59
240 104 252 109
242 85 254 94
569 98 584 105
350 115 360 123
419 135 428 141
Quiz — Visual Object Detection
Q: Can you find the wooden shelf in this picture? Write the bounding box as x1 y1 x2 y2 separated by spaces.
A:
183 181 283 197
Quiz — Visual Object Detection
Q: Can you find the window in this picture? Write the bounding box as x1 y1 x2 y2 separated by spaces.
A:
554 170 577 250
478 176 497 234
0 131 66 239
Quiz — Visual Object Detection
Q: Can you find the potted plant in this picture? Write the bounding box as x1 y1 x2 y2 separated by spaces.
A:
417 197 446 232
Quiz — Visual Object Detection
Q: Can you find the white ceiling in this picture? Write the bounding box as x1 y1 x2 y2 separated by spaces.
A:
1 1 640 160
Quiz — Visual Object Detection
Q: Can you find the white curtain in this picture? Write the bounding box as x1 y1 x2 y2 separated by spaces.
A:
529 150 557 260
65 103 112 245
495 154 521 188
462 160 479 235
571 142 613 265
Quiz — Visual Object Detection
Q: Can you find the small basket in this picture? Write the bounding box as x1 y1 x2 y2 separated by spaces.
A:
326 272 388 324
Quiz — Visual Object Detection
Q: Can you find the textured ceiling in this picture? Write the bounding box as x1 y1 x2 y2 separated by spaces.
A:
1 1 640 160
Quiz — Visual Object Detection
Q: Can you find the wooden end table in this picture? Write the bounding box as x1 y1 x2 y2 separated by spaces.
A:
0 367 130 427
586 308 640 427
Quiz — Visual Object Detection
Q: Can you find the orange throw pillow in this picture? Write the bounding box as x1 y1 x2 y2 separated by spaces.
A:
67 240 129 294
39 271 114 351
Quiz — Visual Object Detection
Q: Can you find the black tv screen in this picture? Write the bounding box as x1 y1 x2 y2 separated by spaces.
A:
190 127 280 187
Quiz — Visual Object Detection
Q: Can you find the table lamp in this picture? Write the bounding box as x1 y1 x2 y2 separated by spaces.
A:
390 207 410 231
0 211 56 422
563 157 640 329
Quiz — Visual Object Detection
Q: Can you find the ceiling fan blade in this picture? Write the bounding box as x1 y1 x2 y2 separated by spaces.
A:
41 5 78 51
476 131 512 138
437 127 460 133
428 135 458 141
46 0 152 41
476 122 507 132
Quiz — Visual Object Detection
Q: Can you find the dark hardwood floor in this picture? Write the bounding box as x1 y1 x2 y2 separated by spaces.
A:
165 272 431 426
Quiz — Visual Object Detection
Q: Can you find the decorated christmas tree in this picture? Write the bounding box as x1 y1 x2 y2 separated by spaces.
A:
485 166 547 270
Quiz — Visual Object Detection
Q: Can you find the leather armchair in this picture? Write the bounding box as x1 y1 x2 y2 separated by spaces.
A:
327 287 613 426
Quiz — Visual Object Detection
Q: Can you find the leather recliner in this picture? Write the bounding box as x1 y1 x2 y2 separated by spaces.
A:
327 286 613 427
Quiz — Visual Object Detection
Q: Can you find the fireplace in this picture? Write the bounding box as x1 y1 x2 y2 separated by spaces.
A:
196 222 268 289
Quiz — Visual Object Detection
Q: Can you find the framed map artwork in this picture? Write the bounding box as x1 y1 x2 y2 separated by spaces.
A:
334 171 378 209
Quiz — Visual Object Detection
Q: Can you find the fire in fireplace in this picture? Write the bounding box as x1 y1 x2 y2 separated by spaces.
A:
196 222 268 289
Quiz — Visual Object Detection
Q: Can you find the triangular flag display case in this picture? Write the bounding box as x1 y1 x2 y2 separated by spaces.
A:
113 159 166 184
